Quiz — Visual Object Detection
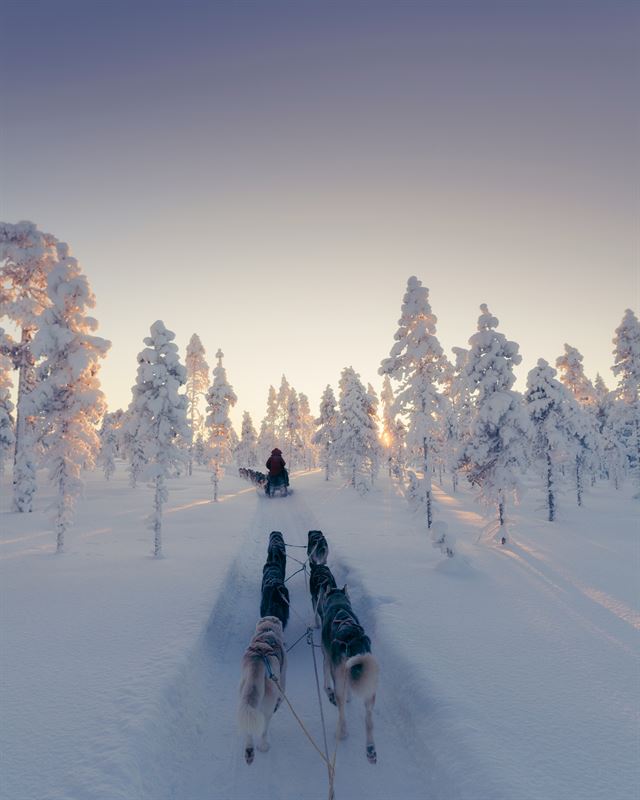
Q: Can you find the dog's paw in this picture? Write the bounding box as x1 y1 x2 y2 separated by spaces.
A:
326 688 336 706
244 747 255 765
366 745 377 764
257 739 270 753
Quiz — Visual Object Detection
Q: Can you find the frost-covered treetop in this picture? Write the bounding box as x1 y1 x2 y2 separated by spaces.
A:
526 359 566 420
556 344 595 404
380 275 444 381
31 248 110 381
0 220 59 326
466 303 521 401
477 303 499 331
612 309 640 401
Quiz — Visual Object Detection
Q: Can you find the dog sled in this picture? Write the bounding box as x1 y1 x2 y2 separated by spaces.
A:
264 473 290 497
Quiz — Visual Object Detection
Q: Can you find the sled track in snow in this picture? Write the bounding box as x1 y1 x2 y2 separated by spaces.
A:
136 489 504 800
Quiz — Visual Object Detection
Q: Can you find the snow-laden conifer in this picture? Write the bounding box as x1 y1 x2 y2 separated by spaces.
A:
185 333 209 476
380 375 398 476
194 433 207 466
555 344 600 505
205 349 237 501
313 384 339 481
275 375 290 438
336 366 379 492
0 352 15 478
28 244 110 552
611 309 640 496
284 388 303 471
525 359 577 521
556 345 597 406
128 321 189 556
366 383 382 484
258 385 278 453
236 411 258 469
298 392 317 470
379 276 447 527
462 305 529 539
98 412 119 480
1 221 59 511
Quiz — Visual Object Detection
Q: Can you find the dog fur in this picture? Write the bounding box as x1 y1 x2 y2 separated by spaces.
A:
260 532 289 628
309 563 337 627
320 586 379 763
237 616 287 765
307 529 329 565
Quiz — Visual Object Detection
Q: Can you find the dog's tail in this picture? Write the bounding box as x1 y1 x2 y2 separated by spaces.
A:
346 653 379 698
237 661 267 736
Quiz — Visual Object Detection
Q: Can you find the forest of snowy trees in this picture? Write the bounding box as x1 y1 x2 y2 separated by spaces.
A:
1 222 638 554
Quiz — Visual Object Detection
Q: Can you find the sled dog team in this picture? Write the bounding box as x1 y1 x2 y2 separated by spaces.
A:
238 529 379 766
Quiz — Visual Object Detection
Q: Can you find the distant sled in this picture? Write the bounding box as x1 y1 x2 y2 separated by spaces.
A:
263 473 291 498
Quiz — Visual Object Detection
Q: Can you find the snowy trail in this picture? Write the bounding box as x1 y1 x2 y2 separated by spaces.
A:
143 482 444 800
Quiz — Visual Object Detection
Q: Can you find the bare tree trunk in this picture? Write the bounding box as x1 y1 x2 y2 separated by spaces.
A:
424 439 432 529
153 475 163 557
547 452 555 522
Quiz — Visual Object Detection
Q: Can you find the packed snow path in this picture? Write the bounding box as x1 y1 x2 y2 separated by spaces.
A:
144 484 444 800
2 466 637 800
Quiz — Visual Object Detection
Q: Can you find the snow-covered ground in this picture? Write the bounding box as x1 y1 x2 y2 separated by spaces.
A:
1 465 638 800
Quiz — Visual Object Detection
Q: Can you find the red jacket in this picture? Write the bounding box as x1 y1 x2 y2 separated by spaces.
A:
266 450 286 476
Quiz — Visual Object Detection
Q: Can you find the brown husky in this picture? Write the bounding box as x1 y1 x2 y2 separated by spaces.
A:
237 616 287 764
320 586 379 763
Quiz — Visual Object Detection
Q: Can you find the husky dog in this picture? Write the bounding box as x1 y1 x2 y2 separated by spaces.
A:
320 586 379 764
238 616 287 764
309 563 337 627
266 531 287 573
307 529 329 565
260 565 290 628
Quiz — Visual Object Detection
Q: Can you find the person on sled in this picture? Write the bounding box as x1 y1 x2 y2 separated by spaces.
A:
265 448 289 495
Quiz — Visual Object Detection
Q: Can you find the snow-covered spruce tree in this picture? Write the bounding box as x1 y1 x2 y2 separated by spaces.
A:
593 374 626 486
236 411 258 469
284 387 303 471
185 333 209 476
612 309 640 496
205 349 237 502
275 375 291 440
525 359 576 521
194 433 207 466
443 347 472 493
0 351 15 478
28 244 110 552
129 321 189 557
462 305 529 540
313 384 339 481
556 343 600 502
380 375 398 476
336 366 380 492
556 345 597 406
366 383 383 485
298 392 317 470
98 412 118 480
258 385 278 454
379 276 447 528
1 221 59 511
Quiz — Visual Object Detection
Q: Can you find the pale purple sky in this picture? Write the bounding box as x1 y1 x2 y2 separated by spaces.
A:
1 1 637 427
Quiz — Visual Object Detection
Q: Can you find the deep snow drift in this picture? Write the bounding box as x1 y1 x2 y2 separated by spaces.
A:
1 465 638 800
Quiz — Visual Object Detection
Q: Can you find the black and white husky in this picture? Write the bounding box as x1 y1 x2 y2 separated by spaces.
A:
309 562 337 627
307 529 329 565
237 616 287 765
320 586 379 763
